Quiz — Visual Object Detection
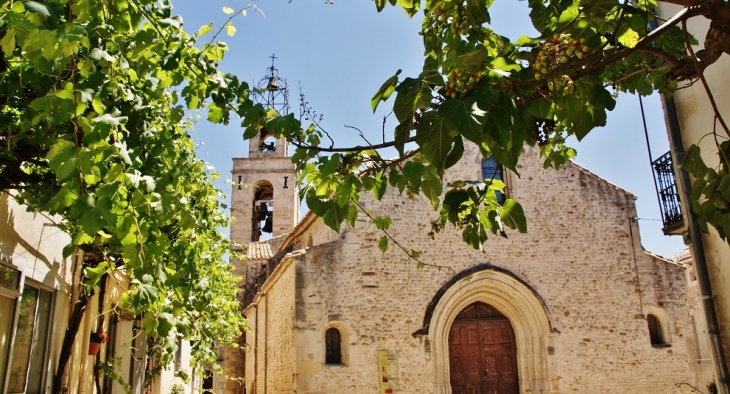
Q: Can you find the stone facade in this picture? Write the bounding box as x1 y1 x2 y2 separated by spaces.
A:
231 130 299 244
230 143 704 393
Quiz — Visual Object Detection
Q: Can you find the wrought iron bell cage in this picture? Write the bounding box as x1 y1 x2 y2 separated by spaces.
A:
254 54 290 116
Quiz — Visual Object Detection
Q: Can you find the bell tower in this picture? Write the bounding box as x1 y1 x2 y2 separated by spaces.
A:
230 56 299 245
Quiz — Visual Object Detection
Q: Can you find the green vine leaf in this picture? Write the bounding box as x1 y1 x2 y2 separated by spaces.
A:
371 69 402 112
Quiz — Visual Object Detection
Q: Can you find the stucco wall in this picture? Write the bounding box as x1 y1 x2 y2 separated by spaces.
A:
0 192 74 393
683 255 718 389
657 0 730 373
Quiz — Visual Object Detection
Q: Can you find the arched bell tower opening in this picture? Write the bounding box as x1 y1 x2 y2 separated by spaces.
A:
259 132 277 152
252 181 274 242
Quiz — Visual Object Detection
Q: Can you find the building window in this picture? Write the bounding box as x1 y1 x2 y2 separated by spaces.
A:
481 156 505 204
325 328 342 365
0 263 21 392
647 314 664 346
4 282 53 394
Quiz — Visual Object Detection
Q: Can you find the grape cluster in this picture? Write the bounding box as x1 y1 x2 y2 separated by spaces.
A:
449 2 469 38
532 34 589 80
445 68 483 99
421 8 443 40
421 2 470 40
547 75 575 94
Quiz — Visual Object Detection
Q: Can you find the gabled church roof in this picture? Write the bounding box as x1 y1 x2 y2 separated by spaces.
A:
564 160 638 199
642 249 689 268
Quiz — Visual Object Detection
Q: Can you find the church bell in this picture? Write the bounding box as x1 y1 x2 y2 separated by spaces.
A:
266 76 279 91
262 216 273 233
257 203 269 221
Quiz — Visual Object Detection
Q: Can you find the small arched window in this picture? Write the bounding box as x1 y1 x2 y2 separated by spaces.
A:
325 327 342 365
260 135 276 151
647 314 664 346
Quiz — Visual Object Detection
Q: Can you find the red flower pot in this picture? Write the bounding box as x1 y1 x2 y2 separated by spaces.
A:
88 341 101 356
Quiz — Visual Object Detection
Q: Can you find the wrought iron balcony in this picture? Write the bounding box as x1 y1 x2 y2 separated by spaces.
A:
652 151 684 234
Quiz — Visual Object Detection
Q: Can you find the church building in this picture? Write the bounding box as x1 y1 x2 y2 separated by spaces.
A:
219 65 706 394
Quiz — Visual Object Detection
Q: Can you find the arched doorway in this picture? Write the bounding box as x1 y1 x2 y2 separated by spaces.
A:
422 267 552 393
449 302 518 394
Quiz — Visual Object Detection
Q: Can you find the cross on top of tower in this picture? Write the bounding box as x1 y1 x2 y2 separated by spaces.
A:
268 54 278 76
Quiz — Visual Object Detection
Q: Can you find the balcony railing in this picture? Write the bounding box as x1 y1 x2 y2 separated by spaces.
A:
652 151 683 233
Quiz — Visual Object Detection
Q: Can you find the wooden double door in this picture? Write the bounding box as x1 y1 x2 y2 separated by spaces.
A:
448 302 519 394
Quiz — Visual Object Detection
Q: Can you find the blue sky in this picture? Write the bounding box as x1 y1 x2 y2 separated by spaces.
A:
173 0 685 257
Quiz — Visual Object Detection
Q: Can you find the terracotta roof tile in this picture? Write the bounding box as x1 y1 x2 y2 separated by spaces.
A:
246 242 273 260
671 248 692 264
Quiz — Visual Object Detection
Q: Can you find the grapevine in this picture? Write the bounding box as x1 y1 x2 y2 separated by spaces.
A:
532 33 590 80
420 0 473 40
445 68 486 99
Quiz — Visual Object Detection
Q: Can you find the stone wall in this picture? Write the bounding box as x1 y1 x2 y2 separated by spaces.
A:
231 156 299 242
249 257 297 394
279 144 697 393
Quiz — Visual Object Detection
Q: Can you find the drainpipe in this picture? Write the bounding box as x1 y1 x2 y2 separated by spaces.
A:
663 95 730 394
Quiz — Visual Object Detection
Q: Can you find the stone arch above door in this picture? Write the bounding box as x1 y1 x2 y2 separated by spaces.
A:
423 266 552 393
